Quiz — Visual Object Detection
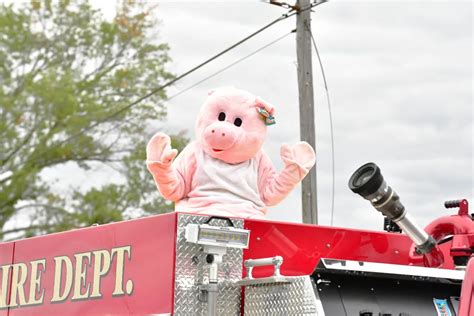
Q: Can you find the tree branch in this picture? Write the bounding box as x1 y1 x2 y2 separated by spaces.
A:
84 39 131 82
13 203 68 214
1 121 40 167
2 224 55 236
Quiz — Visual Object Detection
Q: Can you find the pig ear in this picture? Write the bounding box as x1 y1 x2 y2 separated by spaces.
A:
208 89 215 96
255 97 275 116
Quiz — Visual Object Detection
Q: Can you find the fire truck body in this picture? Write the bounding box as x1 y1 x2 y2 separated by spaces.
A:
0 211 472 315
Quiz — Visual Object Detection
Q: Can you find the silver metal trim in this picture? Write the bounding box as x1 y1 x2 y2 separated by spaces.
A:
174 214 243 315
394 214 430 246
311 278 326 316
243 276 320 315
367 180 388 202
372 185 393 208
237 275 295 286
316 259 465 282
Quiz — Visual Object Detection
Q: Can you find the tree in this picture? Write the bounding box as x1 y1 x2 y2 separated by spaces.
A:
0 0 185 240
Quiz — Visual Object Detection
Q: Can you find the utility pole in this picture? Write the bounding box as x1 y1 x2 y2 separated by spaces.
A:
296 0 318 224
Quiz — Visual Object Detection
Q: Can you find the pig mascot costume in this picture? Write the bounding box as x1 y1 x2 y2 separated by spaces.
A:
146 87 316 218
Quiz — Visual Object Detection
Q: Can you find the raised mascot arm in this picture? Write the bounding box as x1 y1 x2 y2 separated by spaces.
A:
258 142 316 206
146 132 189 201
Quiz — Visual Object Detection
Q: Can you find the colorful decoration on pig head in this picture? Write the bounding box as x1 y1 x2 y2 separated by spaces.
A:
195 87 275 164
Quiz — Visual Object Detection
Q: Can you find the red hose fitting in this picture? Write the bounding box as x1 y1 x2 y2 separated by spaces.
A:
410 199 474 268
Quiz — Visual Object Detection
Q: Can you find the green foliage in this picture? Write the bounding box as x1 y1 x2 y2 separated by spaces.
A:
0 0 184 240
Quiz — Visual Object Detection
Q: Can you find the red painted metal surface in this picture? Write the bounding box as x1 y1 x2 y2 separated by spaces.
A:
409 201 474 268
457 199 469 216
0 242 14 316
459 256 474 316
243 218 455 278
426 201 474 243
1 211 471 315
1 213 177 315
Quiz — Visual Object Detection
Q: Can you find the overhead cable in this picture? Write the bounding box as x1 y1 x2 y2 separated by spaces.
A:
19 2 324 170
164 31 293 106
306 22 336 226
21 11 298 167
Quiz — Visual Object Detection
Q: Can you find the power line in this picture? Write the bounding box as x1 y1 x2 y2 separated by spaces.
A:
164 31 293 106
14 1 326 176
20 2 328 170
306 21 336 226
21 11 299 168
2 31 293 237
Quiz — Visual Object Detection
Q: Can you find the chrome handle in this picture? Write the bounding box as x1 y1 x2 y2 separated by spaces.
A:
244 256 283 279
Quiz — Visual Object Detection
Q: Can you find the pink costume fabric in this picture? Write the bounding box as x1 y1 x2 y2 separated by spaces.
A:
146 87 316 218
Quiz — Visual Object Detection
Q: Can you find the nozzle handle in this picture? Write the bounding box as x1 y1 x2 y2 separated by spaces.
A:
444 200 462 209
444 199 469 215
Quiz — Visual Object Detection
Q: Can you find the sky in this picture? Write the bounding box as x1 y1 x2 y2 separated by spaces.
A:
6 0 473 233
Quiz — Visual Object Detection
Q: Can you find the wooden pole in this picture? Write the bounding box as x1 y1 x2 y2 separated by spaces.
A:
296 0 318 224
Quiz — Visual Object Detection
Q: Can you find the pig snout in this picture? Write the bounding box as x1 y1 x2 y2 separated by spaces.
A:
203 122 238 151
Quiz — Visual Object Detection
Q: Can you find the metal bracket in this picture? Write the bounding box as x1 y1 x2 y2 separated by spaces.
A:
198 283 218 303
198 284 208 303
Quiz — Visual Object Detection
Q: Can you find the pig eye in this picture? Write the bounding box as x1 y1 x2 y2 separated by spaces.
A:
234 118 242 127
218 112 226 121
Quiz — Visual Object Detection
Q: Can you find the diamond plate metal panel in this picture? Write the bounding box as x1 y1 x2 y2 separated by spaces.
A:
244 276 321 315
174 214 243 316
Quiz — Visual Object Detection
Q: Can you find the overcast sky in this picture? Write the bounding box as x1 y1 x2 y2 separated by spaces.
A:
7 1 472 233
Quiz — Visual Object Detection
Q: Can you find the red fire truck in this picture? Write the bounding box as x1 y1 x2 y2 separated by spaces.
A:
0 163 473 315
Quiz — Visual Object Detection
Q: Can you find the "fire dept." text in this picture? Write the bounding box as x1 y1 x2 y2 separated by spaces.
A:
0 245 133 309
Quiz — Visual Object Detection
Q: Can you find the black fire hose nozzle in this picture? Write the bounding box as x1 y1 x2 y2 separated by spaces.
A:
349 162 435 252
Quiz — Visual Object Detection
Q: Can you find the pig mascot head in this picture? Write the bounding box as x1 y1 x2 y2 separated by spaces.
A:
195 87 274 164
